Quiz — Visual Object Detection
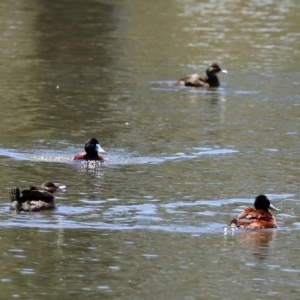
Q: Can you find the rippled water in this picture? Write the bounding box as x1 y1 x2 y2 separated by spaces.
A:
0 0 299 299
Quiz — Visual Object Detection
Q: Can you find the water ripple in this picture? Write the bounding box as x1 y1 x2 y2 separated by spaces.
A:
0 146 237 165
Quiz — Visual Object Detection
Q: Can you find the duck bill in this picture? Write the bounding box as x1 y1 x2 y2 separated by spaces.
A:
96 144 105 153
269 204 279 211
221 69 228 74
56 185 66 191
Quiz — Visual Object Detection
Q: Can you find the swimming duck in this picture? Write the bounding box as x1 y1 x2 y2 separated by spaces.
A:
228 195 278 229
10 181 65 212
176 62 227 88
73 138 105 161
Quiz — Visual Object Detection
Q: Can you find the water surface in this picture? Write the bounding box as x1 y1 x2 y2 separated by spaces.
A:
0 0 299 299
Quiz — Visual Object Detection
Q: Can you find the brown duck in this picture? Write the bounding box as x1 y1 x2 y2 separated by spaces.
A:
73 138 105 161
228 195 279 230
10 181 66 212
176 62 227 88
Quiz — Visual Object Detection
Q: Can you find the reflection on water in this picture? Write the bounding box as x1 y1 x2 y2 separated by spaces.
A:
226 229 276 260
224 229 283 299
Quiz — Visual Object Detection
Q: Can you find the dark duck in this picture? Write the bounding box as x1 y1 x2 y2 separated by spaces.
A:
176 62 227 88
73 138 105 161
228 195 279 230
10 181 66 212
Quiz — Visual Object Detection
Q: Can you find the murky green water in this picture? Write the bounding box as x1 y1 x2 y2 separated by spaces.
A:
0 0 299 299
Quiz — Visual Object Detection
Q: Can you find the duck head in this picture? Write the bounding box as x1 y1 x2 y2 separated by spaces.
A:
254 195 279 212
41 181 66 193
85 138 105 154
206 62 228 76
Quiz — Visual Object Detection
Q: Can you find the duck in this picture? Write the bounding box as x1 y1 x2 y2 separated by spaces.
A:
10 181 66 212
228 195 278 229
176 62 227 88
73 138 105 161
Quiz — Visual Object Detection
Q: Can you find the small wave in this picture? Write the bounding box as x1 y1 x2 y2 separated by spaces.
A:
0 145 238 167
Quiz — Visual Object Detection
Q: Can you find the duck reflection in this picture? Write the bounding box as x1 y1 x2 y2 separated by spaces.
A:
184 89 226 105
229 229 276 260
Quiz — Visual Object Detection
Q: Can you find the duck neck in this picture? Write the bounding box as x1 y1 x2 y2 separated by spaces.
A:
206 72 220 87
85 151 100 160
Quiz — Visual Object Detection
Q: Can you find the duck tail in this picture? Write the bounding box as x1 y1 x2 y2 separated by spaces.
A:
10 187 21 202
